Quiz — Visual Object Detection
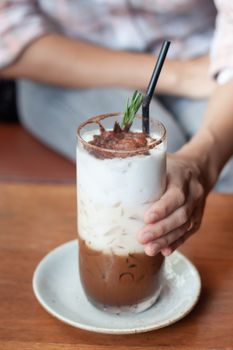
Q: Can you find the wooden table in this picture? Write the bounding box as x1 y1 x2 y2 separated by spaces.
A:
0 182 233 350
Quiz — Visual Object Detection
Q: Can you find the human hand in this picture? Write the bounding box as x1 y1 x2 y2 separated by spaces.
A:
137 153 208 256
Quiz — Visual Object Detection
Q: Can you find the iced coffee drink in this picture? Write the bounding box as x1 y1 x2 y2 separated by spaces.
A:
76 112 166 313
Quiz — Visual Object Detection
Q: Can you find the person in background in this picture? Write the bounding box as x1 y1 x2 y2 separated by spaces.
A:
0 0 232 257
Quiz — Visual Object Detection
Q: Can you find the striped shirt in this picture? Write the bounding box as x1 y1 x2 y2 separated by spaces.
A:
0 0 232 81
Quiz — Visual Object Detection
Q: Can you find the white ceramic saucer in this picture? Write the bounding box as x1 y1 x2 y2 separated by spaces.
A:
32 240 201 334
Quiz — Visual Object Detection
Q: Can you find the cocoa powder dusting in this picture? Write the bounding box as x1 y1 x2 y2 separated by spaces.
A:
87 123 151 159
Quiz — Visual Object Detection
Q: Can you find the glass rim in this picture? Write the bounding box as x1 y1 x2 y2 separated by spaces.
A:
77 112 166 156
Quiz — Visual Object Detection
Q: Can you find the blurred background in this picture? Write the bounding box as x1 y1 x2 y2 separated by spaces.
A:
0 78 75 183
0 79 18 123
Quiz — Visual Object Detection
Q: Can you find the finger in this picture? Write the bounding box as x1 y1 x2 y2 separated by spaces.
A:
143 220 191 256
139 203 192 244
144 184 187 224
161 228 196 256
161 203 205 256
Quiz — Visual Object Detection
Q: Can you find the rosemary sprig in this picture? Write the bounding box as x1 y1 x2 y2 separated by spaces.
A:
121 90 143 131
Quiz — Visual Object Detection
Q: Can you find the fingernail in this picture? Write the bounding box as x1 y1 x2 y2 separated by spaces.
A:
145 243 160 256
161 248 172 256
148 212 157 222
141 232 154 243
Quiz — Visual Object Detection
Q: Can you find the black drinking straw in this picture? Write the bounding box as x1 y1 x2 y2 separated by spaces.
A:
142 40 171 134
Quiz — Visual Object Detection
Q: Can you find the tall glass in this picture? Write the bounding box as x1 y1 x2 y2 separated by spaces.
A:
76 113 166 313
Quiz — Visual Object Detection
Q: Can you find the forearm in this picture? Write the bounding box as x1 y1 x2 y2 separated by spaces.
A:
0 33 177 92
177 79 233 191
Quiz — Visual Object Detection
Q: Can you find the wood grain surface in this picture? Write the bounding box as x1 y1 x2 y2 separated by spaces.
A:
0 183 232 350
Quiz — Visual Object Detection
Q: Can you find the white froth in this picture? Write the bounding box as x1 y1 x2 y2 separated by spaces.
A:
77 129 166 254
